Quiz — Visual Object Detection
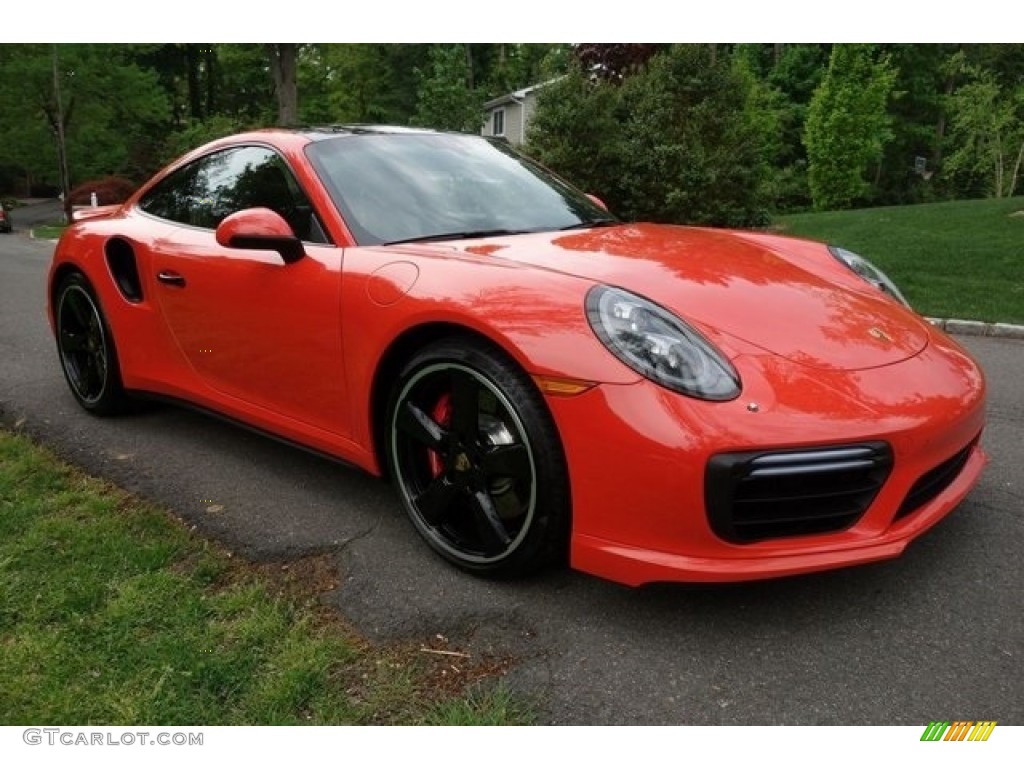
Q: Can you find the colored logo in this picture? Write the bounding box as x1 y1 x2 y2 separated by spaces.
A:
868 326 893 343
920 721 997 742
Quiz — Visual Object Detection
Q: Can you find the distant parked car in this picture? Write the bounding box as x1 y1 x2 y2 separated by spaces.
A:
0 203 12 233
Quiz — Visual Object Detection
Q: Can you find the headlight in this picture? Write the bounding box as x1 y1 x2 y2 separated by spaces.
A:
829 246 909 307
586 285 740 401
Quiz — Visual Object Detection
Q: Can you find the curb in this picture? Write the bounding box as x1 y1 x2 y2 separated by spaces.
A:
27 230 60 244
926 317 1024 340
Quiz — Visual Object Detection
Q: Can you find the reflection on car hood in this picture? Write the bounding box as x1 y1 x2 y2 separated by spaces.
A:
459 223 931 372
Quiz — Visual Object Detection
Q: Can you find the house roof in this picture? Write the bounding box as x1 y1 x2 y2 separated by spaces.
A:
483 76 564 110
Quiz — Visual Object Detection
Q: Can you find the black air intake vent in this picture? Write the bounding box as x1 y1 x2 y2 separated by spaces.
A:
105 237 143 302
896 437 978 520
706 442 893 543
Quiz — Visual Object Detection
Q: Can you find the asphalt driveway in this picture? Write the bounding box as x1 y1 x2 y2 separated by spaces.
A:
1 226 1020 724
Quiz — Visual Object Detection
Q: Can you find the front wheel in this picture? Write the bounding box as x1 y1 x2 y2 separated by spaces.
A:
386 338 570 577
55 273 129 415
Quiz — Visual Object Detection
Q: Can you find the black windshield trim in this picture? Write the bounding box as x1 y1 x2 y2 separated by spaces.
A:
383 228 542 246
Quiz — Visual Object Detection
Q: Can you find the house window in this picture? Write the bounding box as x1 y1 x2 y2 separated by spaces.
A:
492 109 505 137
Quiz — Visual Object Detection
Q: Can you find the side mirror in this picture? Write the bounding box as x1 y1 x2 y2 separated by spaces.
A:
586 193 609 212
215 208 305 264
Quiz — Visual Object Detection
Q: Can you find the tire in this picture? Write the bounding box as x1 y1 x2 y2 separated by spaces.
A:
386 338 570 577
55 273 129 415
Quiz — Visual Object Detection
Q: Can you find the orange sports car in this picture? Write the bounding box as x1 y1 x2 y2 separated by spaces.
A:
47 127 987 586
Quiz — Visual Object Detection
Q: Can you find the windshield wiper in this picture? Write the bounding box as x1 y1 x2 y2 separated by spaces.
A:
384 228 535 246
558 218 619 231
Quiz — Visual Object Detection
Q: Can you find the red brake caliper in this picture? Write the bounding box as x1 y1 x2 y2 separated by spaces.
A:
427 393 452 478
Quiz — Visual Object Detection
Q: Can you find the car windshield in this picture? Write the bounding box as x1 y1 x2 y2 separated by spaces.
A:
305 132 615 246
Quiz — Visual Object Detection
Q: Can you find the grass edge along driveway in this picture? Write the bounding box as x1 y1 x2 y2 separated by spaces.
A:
0 429 528 725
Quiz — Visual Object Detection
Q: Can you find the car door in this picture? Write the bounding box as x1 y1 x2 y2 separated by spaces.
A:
139 145 349 437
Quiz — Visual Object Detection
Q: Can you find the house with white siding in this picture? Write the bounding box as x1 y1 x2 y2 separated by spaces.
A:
481 78 561 146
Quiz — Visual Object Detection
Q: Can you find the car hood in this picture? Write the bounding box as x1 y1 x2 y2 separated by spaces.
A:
460 223 930 372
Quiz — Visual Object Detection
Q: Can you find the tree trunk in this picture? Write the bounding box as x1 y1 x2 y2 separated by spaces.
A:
994 139 1004 197
267 44 299 126
932 55 958 169
50 45 72 224
185 44 203 119
205 45 217 116
464 44 474 90
1009 139 1024 197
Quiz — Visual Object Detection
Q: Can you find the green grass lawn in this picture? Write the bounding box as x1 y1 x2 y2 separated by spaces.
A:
776 197 1024 324
31 224 67 240
0 430 526 725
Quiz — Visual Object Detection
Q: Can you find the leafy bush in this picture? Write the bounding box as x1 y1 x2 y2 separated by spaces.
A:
69 177 137 206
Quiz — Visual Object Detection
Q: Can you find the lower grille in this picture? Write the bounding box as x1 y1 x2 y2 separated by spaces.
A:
706 442 893 543
896 437 978 520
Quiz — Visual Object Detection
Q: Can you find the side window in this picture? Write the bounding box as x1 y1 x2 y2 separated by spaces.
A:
192 146 328 243
140 146 329 244
137 163 199 225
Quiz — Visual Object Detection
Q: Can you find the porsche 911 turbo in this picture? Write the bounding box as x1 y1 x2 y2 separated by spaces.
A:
47 126 987 585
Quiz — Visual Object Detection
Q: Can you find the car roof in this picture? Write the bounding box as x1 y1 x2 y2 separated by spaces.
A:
290 125 464 142
168 125 446 164
194 125 465 155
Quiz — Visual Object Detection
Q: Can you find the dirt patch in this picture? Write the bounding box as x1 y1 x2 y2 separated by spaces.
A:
249 553 342 602
402 632 516 698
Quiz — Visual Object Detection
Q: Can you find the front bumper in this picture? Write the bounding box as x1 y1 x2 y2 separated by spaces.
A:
549 331 988 586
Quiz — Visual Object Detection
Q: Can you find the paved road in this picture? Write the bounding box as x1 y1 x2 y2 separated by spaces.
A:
1 224 1020 725
5 198 62 230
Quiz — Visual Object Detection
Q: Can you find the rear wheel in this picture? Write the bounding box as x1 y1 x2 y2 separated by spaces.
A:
386 338 569 577
55 273 128 415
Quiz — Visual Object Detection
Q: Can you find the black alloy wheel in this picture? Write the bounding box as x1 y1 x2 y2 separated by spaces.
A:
55 274 127 415
387 338 570 577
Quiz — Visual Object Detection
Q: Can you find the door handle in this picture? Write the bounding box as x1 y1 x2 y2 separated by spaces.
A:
157 271 186 287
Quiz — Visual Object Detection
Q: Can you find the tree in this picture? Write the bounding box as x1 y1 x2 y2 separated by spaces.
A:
874 44 957 204
485 44 566 97
50 45 72 222
528 45 767 227
803 45 897 210
319 44 427 124
0 45 170 193
132 44 221 126
618 45 766 226
734 48 802 212
411 45 482 132
213 45 275 124
266 44 298 126
1 42 1017 209
526 68 628 209
943 55 1024 198
575 44 665 82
